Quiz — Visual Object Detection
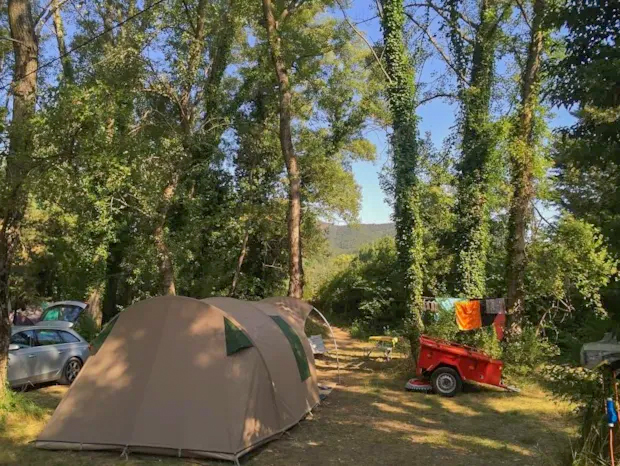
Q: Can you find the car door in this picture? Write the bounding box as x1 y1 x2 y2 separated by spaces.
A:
7 330 37 386
57 330 86 363
32 329 65 382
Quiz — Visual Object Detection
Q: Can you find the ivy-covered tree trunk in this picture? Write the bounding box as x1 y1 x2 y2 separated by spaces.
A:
380 0 425 359
506 0 547 322
454 0 502 298
0 0 38 396
52 0 73 82
262 0 304 299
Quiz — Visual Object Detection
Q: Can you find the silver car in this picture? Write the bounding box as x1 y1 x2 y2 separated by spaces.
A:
8 325 90 388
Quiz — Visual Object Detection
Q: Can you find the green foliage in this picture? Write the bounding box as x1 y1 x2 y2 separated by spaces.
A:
380 0 425 348
324 223 395 256
542 364 609 466
0 389 45 419
315 237 401 334
526 214 618 325
503 327 559 376
452 0 507 299
425 314 503 359
73 313 100 343
424 307 459 342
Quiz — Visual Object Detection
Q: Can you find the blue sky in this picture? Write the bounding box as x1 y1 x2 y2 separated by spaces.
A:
343 1 575 224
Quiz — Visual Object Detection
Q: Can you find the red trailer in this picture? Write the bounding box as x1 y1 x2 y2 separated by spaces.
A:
410 335 514 397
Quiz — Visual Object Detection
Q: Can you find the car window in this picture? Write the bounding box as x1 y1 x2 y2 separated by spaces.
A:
64 306 82 322
41 305 82 322
10 330 35 349
59 331 80 343
35 330 63 346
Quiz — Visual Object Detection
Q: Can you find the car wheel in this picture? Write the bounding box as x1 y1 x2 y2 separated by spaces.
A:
431 367 462 397
60 357 82 385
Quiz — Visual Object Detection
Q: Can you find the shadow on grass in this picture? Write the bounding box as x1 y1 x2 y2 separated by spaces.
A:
0 347 573 466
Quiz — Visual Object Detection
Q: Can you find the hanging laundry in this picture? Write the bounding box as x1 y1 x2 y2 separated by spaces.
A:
481 312 506 340
423 299 438 312
436 297 461 314
485 298 506 314
481 312 495 327
493 313 506 341
455 300 482 331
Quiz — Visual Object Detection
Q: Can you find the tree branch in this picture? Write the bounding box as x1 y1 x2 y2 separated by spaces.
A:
416 92 457 107
35 0 70 34
335 0 392 84
180 0 198 35
279 0 309 23
405 1 477 28
532 202 554 227
406 13 469 86
491 2 514 35
515 0 531 30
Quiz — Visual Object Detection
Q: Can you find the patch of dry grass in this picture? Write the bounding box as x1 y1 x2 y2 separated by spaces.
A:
0 329 575 466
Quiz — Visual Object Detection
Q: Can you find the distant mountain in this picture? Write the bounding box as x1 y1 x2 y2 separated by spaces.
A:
325 223 395 255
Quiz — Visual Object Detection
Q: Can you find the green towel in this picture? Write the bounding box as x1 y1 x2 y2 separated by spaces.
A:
436 297 461 314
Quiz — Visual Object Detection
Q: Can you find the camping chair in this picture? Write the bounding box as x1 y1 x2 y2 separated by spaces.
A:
365 336 399 361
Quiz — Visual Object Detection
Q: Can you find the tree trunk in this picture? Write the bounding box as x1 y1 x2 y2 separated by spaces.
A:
86 285 103 328
229 227 250 297
52 0 73 81
0 0 38 395
454 0 502 298
262 0 304 298
506 0 546 323
380 0 425 360
154 180 177 296
102 239 124 323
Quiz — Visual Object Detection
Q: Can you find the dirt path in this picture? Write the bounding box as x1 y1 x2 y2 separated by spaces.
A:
0 328 574 466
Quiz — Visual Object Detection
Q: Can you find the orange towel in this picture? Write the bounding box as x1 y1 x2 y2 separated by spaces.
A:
455 300 482 331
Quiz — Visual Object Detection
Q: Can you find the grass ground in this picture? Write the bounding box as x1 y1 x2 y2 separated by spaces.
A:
0 328 575 466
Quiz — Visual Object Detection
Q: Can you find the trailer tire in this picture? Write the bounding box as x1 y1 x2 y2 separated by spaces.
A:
431 367 462 397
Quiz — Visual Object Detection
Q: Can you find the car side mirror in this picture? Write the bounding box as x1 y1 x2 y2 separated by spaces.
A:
8 343 20 351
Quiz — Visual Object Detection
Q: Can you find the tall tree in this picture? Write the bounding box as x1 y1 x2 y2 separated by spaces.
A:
51 0 73 82
147 0 238 295
505 0 548 321
261 0 304 298
380 0 425 356
550 0 620 314
453 0 506 298
0 0 38 393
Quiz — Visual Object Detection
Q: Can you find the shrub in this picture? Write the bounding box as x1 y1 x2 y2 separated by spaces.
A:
425 314 503 359
315 237 402 334
73 313 99 342
541 364 609 465
503 326 560 376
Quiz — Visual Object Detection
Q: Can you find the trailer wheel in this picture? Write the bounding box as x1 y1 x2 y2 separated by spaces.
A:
431 367 462 397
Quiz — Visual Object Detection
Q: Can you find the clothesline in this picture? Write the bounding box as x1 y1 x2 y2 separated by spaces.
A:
420 296 508 340
421 296 507 313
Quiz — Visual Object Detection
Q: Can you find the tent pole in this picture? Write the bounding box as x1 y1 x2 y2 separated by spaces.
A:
312 306 341 385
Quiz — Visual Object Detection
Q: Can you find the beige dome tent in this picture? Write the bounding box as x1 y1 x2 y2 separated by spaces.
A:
36 295 325 463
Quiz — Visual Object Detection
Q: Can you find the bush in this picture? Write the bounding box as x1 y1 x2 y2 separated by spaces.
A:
503 326 560 376
425 313 503 359
315 237 402 334
73 313 99 342
541 364 609 466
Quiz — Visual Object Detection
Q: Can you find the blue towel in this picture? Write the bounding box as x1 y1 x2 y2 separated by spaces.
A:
436 297 461 314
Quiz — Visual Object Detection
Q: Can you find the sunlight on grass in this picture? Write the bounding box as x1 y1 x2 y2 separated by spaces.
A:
0 329 576 466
